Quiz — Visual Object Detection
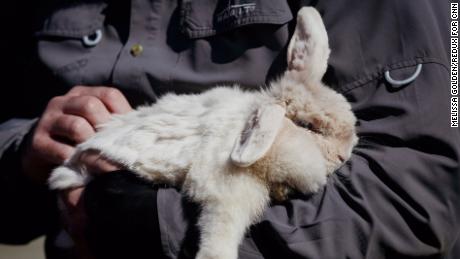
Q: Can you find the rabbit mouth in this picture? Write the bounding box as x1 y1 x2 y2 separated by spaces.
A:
338 155 345 163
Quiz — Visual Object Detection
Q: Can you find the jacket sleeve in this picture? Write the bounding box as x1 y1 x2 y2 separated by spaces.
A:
0 119 58 244
0 1 59 244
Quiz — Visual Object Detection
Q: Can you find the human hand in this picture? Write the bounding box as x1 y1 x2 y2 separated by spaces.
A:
60 187 93 259
20 86 132 257
21 86 132 183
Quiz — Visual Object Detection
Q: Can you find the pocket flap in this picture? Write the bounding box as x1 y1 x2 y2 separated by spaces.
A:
180 0 293 38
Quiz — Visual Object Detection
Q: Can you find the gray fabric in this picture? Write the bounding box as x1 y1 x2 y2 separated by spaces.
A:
34 0 293 105
0 119 37 158
0 0 458 258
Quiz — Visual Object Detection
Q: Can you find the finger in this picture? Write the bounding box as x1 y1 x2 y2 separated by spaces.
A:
62 187 85 211
68 86 132 114
59 187 94 259
78 150 122 174
45 96 67 113
33 134 75 164
50 114 95 144
63 95 112 128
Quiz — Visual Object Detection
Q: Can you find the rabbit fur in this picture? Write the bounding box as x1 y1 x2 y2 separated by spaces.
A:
49 7 358 259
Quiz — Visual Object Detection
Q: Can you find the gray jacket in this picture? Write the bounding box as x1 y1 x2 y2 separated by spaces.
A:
0 0 459 258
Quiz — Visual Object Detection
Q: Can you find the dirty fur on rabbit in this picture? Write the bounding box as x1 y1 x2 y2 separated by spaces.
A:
49 7 358 259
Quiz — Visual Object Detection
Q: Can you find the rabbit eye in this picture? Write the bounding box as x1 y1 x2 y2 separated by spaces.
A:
294 120 321 134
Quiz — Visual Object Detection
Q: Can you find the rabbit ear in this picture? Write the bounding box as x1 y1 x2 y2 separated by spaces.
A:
287 7 330 83
231 104 285 167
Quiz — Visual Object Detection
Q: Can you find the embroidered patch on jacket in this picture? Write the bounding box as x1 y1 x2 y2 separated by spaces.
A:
216 0 256 22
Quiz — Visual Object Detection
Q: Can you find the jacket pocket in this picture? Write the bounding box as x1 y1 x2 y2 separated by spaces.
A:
34 3 117 88
179 0 293 38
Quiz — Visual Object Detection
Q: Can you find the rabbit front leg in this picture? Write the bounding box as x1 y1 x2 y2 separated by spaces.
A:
190 174 270 259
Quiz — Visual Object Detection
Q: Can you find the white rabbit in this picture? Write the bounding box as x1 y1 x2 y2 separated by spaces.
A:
49 7 358 259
